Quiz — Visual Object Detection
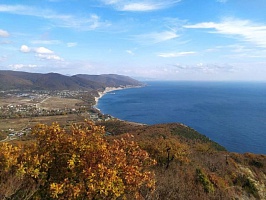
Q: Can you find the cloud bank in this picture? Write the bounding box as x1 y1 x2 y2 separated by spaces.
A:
20 45 63 61
0 29 9 37
158 51 196 57
101 0 181 11
0 4 110 31
135 30 179 44
184 18 266 48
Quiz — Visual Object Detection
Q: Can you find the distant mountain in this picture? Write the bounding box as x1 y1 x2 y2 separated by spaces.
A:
0 70 143 91
73 74 144 88
0 73 33 90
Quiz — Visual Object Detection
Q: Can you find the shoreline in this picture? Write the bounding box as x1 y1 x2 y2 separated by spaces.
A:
94 87 124 109
94 85 142 111
93 85 147 126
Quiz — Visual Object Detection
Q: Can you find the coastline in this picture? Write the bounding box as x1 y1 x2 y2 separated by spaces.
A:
93 85 147 126
94 85 142 110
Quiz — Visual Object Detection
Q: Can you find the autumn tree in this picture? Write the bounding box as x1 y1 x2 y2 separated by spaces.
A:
0 120 156 199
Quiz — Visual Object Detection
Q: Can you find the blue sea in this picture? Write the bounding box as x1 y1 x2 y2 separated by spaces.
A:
97 81 266 154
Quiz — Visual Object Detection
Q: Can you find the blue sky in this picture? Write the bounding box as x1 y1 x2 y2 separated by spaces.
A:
1 0 266 80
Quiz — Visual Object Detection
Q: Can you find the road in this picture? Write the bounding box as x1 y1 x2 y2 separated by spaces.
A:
0 135 17 143
36 96 51 109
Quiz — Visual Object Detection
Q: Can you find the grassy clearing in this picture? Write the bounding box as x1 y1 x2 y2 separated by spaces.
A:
0 114 86 131
38 97 83 110
0 96 35 106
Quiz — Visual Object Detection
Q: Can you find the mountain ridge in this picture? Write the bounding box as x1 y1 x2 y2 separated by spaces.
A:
0 70 143 91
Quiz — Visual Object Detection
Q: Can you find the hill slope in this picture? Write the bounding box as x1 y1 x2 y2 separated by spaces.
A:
74 74 144 87
100 120 266 200
0 70 143 91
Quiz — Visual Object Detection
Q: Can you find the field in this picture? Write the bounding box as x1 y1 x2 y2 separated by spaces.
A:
0 95 84 108
0 95 88 132
38 97 83 110
0 114 86 131
0 96 37 107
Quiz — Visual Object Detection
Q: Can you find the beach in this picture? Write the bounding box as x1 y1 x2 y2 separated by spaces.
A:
94 85 142 109
94 85 147 126
94 87 125 109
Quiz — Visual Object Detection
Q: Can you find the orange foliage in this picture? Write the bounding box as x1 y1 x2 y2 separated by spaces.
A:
0 120 156 199
139 135 190 167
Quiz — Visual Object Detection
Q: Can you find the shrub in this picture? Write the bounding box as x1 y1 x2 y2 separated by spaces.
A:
196 168 214 193
233 174 259 198
0 121 156 199
249 160 263 168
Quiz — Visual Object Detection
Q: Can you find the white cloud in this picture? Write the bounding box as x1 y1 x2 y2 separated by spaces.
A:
36 54 63 61
0 4 110 31
184 18 266 48
20 45 54 54
31 40 61 45
0 29 9 37
227 45 266 59
87 14 102 29
135 30 179 44
67 42 77 47
126 50 134 55
122 3 162 11
172 63 236 74
9 64 37 70
19 45 63 61
35 47 54 54
102 0 120 5
158 51 196 57
20 45 31 53
101 0 181 12
0 4 70 21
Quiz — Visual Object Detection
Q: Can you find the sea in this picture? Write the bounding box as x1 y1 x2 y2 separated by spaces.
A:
97 81 266 155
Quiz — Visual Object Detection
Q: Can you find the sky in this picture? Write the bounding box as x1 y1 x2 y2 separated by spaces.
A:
1 0 266 81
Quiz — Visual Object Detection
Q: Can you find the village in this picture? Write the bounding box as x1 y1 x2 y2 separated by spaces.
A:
0 89 113 141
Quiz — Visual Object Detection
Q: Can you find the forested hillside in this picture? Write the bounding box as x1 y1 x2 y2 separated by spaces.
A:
100 120 266 200
0 120 265 199
0 70 143 91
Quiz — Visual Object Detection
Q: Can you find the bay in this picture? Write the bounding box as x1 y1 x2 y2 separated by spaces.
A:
97 81 266 154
